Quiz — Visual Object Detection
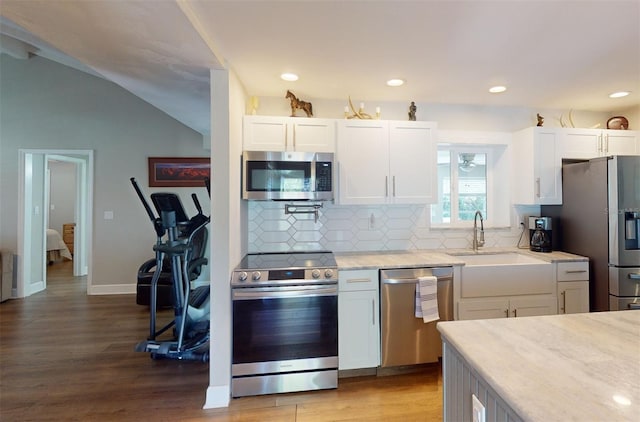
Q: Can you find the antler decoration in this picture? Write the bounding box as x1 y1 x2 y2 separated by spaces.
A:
346 96 374 119
557 109 576 128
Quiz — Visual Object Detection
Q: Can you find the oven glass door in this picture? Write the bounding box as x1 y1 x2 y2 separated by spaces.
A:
232 286 338 364
245 160 312 193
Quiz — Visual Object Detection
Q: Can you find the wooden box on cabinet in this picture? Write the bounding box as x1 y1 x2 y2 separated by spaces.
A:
63 223 75 255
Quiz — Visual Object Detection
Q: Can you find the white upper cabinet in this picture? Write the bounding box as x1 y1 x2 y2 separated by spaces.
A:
511 127 562 205
560 128 639 159
388 121 438 203
243 115 335 152
336 120 437 205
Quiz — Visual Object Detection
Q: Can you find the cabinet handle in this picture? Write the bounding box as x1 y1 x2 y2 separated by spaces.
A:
372 299 376 325
535 178 541 198
597 134 602 153
565 270 587 274
504 309 509 317
292 124 296 149
346 278 371 283
385 176 389 197
393 176 396 197
285 123 289 149
512 309 517 317
561 290 566 313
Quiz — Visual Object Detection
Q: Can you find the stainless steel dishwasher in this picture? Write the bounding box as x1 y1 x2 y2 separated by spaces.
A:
380 267 454 367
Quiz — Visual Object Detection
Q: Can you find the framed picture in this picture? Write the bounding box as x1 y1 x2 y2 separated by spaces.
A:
147 157 210 187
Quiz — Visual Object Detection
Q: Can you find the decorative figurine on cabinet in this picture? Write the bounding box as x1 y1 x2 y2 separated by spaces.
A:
537 113 544 127
408 101 417 121
286 90 313 117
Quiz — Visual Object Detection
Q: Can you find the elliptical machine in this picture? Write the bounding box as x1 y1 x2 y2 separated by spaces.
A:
130 177 210 362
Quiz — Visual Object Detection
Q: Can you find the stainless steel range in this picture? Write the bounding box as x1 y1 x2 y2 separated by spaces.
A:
231 251 338 398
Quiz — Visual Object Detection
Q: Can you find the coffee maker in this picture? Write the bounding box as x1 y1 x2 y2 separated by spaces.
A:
529 217 552 252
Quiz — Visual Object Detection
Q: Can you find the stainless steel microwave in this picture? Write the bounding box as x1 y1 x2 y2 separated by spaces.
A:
242 151 334 201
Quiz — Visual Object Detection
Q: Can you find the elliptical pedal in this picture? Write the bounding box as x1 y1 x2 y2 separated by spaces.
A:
189 285 210 308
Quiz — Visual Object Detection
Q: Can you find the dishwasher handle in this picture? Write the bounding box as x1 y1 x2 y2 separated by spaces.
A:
382 275 452 285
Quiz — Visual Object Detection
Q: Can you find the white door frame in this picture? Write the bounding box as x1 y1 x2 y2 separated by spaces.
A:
18 149 94 297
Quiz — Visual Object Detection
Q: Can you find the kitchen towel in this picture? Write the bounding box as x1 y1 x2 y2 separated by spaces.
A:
415 276 439 323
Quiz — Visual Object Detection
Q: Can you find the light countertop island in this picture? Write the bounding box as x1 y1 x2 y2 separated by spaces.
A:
437 311 640 421
334 247 587 270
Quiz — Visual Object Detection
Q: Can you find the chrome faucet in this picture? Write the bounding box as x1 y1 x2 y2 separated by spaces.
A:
473 210 485 251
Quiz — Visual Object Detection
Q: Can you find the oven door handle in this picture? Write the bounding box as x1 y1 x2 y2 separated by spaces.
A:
232 285 338 300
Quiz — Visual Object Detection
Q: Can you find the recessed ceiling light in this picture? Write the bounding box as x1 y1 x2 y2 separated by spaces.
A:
280 73 299 82
609 91 630 98
489 86 507 93
386 79 404 87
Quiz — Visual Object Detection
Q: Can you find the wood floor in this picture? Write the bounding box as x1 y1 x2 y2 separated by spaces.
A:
0 261 443 421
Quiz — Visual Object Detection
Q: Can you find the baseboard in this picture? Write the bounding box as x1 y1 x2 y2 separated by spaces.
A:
204 384 230 409
88 283 136 295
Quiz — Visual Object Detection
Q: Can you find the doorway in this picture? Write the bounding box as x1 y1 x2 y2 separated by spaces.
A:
18 149 94 298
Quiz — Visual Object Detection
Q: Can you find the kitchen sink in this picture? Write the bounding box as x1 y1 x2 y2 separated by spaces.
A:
454 252 548 266
455 252 555 298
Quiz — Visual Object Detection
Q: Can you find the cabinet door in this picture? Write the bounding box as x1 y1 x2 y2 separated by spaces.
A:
243 116 288 151
336 120 389 204
291 119 336 152
458 299 509 320
511 127 561 205
560 129 600 159
338 290 380 370
388 121 437 204
604 130 638 155
509 296 557 317
535 130 562 204
558 281 589 314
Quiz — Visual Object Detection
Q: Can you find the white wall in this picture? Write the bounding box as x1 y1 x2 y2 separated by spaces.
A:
0 55 208 290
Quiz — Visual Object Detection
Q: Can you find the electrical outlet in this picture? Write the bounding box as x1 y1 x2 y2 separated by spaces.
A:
472 394 486 422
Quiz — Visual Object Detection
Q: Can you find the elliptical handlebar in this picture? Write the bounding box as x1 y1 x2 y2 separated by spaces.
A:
130 177 164 237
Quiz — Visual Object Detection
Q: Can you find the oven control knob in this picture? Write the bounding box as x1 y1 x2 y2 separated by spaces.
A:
324 269 334 279
238 271 248 282
311 269 321 279
252 271 261 281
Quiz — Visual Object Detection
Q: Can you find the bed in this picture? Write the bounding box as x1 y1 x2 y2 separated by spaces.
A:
47 229 72 263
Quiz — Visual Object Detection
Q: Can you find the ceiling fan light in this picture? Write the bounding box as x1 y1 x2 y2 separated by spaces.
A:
609 91 630 98
489 85 507 93
280 73 299 82
386 79 404 87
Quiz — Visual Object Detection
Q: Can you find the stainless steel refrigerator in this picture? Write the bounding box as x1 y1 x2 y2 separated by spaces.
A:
543 156 640 312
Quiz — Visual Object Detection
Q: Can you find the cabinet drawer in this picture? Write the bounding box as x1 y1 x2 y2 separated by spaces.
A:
339 269 378 292
557 261 589 281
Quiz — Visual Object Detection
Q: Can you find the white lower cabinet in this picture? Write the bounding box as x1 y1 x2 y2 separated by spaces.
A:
557 281 590 314
458 296 557 320
338 269 380 370
556 261 590 314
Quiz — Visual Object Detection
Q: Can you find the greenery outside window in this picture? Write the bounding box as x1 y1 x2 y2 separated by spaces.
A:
431 146 490 226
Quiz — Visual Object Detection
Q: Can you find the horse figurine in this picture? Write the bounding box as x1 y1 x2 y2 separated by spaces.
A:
286 90 313 117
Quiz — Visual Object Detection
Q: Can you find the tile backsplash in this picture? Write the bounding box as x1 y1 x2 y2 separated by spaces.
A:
248 201 526 253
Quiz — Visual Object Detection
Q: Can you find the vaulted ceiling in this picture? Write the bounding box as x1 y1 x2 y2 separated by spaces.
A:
1 1 638 136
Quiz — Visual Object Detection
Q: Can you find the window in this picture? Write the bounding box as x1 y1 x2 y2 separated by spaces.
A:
431 146 491 226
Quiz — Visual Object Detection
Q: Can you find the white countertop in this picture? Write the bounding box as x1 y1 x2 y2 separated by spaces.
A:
438 311 640 421
335 247 587 270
